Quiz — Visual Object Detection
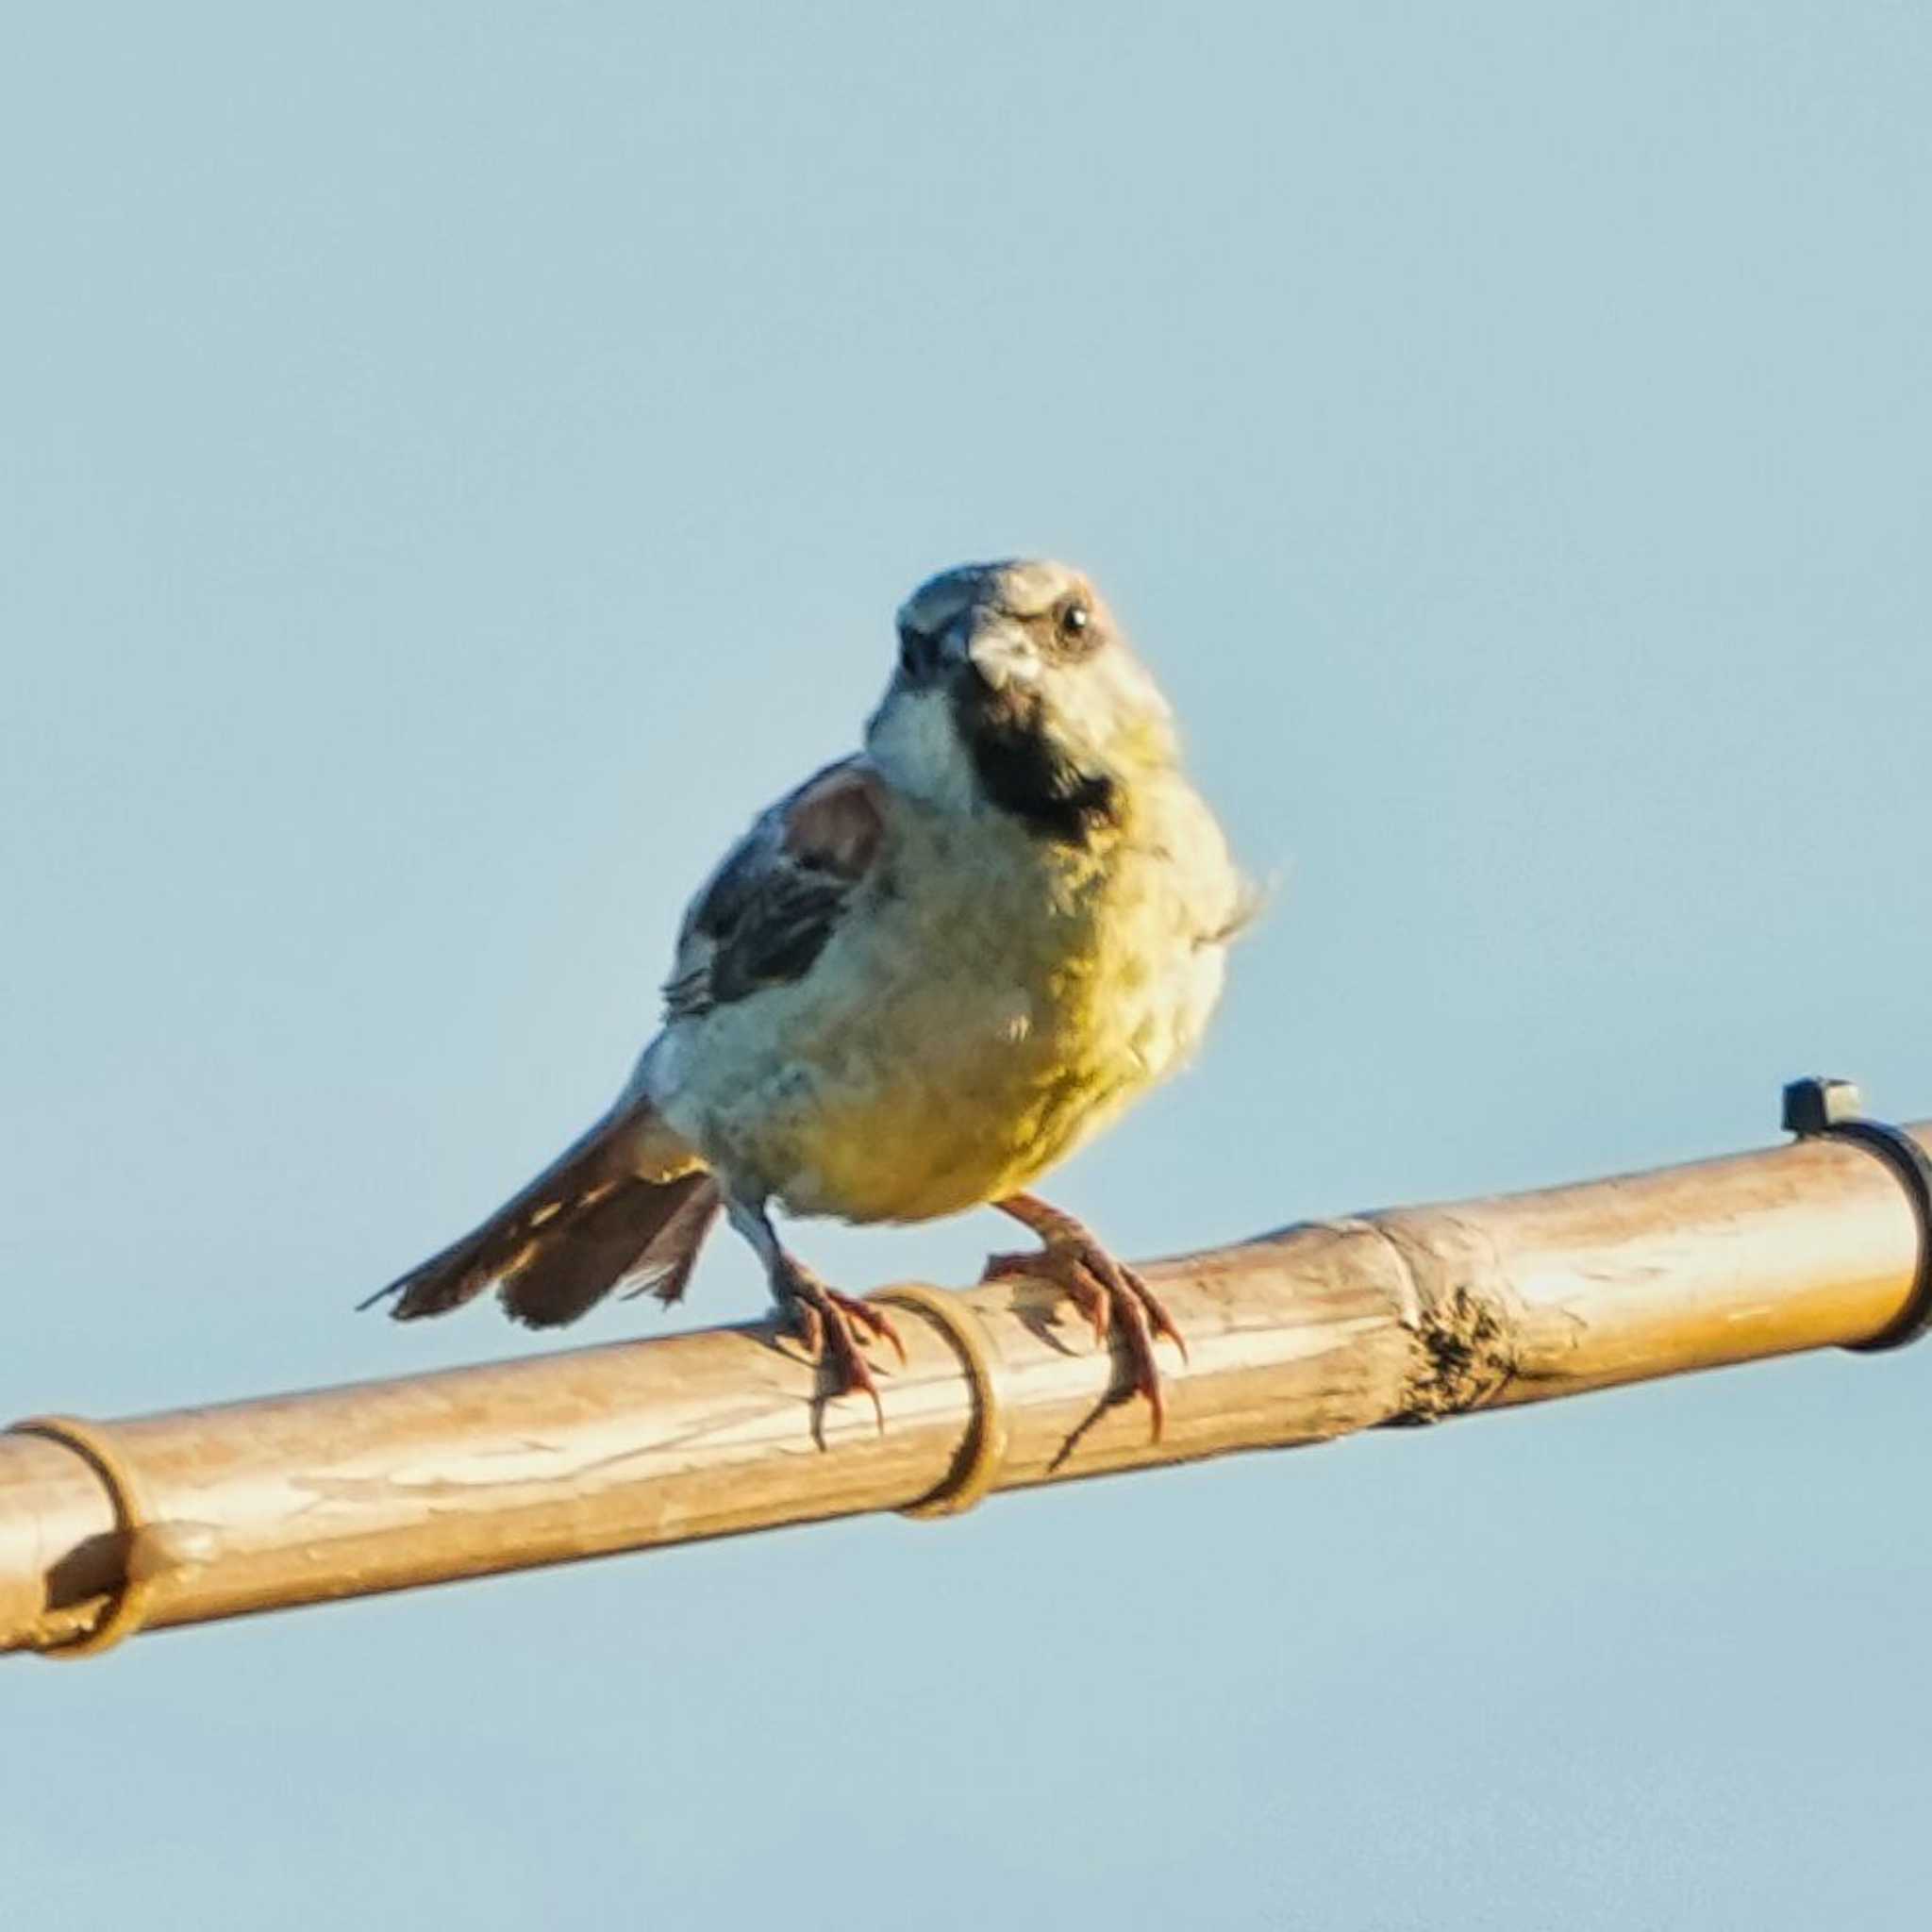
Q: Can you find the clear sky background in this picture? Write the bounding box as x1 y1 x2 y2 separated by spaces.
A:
5 6 1930 1927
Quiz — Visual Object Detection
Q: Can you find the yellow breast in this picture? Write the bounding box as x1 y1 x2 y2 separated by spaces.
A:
767 794 1233 1224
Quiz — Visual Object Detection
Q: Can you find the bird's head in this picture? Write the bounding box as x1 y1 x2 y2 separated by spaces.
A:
865 559 1178 841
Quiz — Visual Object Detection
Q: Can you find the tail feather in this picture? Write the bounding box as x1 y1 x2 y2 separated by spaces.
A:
503 1170 720 1328
363 1104 718 1327
613 1172 724 1310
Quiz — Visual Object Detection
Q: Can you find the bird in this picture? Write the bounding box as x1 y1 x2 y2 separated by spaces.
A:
363 558 1249 1436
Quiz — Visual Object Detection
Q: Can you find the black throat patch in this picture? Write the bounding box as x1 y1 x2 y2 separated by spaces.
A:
955 685 1120 843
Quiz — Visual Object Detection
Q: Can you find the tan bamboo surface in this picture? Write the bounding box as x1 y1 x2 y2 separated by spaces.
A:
3 1113 1926 1657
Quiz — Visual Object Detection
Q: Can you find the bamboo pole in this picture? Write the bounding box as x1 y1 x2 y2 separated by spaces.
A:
3 1104 1926 1658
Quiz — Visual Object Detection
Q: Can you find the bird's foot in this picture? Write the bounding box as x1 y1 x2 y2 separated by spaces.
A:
778 1260 906 1432
982 1197 1187 1441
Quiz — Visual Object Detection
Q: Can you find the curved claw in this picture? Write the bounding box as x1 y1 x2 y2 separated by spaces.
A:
829 1289 906 1367
1110 1257 1190 1370
780 1272 899 1434
982 1247 1111 1345
981 1203 1187 1441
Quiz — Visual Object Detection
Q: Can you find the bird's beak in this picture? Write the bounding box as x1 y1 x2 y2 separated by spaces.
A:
947 609 1033 694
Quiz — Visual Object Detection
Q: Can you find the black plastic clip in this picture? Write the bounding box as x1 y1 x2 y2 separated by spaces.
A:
1782 1076 1932 1354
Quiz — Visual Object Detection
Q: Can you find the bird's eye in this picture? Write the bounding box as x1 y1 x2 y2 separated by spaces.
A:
1056 599 1091 643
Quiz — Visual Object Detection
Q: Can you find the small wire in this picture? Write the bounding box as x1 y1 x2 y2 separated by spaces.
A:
868 1286 1008 1517
8 1414 158 1659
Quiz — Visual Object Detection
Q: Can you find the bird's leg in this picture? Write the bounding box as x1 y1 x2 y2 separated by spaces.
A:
725 1195 903 1430
982 1192 1188 1440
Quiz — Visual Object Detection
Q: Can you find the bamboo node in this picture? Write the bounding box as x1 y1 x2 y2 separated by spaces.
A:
869 1287 1008 1518
7 1414 160 1660
1407 1281 1513 1420
1359 1216 1519 1423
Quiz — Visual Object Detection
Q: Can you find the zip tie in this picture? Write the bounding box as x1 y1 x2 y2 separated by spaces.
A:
8 1414 158 1659
869 1286 1008 1518
1782 1077 1932 1354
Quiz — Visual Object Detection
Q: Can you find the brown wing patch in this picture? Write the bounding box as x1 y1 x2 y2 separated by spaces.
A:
662 760 886 1020
783 764 883 877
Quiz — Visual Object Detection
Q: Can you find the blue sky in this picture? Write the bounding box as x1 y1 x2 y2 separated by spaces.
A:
5 7 1930 1926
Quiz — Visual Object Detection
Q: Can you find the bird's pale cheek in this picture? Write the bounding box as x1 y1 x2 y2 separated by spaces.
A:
864 684 981 812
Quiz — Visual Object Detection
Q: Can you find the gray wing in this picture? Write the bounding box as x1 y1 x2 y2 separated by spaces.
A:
661 758 885 1021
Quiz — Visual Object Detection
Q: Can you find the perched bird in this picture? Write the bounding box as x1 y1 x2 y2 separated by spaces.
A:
365 559 1248 1434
